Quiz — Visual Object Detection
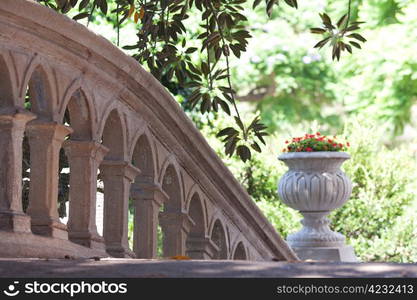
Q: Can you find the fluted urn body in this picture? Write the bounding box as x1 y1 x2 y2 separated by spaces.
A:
277 152 357 261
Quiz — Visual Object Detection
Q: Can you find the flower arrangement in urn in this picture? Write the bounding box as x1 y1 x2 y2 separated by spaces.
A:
282 132 350 153
277 131 357 262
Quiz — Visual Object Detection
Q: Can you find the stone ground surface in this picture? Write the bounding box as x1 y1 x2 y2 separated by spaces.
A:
0 259 416 278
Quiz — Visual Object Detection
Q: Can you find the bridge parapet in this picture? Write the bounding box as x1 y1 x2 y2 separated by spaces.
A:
0 0 297 261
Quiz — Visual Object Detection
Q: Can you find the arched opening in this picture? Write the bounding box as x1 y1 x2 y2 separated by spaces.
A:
102 110 124 161
22 67 55 214
211 219 228 259
132 135 154 183
99 109 135 257
61 91 93 225
160 164 184 257
25 66 53 119
100 109 126 240
0 54 35 234
65 89 93 141
233 242 247 260
131 134 162 258
23 67 71 238
162 165 181 213
186 193 208 258
59 90 108 249
188 194 205 239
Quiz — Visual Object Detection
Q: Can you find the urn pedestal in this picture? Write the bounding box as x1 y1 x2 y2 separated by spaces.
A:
277 152 357 262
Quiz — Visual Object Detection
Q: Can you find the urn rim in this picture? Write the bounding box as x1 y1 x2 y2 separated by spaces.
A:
278 151 350 161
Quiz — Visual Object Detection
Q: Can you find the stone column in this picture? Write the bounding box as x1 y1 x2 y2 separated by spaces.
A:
186 236 219 259
130 182 168 258
0 107 35 232
100 160 140 258
159 211 195 257
26 121 73 239
63 140 109 248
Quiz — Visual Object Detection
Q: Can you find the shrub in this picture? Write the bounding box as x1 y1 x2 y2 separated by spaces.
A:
220 117 417 262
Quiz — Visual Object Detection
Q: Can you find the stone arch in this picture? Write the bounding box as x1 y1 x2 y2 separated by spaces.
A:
131 132 156 184
210 218 228 259
187 192 206 238
0 53 15 108
98 107 137 257
59 78 98 138
24 64 54 120
232 241 247 260
101 108 125 161
159 158 183 212
185 191 215 259
62 88 93 141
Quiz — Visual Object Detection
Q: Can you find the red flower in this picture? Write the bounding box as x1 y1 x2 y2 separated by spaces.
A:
332 143 337 147
306 147 313 152
347 142 350 147
285 140 289 144
316 132 321 136
328 139 333 143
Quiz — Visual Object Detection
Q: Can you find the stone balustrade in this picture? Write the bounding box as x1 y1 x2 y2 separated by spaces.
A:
0 0 297 261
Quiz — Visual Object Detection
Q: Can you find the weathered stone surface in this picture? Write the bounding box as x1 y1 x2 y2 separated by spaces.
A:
0 0 297 261
63 141 109 249
0 259 416 278
0 108 35 233
159 211 195 257
26 121 73 239
100 161 140 258
131 182 168 258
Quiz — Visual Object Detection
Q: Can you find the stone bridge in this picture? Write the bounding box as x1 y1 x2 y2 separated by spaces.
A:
0 0 296 262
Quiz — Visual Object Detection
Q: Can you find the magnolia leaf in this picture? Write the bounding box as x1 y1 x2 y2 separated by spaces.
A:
237 145 251 162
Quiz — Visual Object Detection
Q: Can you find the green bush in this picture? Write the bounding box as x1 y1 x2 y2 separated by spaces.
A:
212 117 417 262
330 118 417 262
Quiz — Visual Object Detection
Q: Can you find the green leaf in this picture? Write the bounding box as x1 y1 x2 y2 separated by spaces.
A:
251 142 262 153
217 127 238 137
348 33 367 42
73 12 90 20
219 100 231 115
252 0 262 9
336 13 348 29
79 0 89 10
349 41 362 49
237 145 251 162
185 47 198 54
310 28 326 34
314 37 331 49
98 0 108 15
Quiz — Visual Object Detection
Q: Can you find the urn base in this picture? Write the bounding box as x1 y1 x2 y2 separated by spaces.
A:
290 245 358 262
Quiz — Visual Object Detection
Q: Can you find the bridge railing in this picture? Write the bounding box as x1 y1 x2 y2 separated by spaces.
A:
0 0 297 261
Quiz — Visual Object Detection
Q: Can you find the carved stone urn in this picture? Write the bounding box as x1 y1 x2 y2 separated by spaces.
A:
277 152 357 262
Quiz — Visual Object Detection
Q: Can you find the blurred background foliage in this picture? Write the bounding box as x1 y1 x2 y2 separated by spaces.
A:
52 0 417 261
190 0 417 262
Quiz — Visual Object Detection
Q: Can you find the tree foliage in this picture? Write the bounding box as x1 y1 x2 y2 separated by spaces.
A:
35 0 361 162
